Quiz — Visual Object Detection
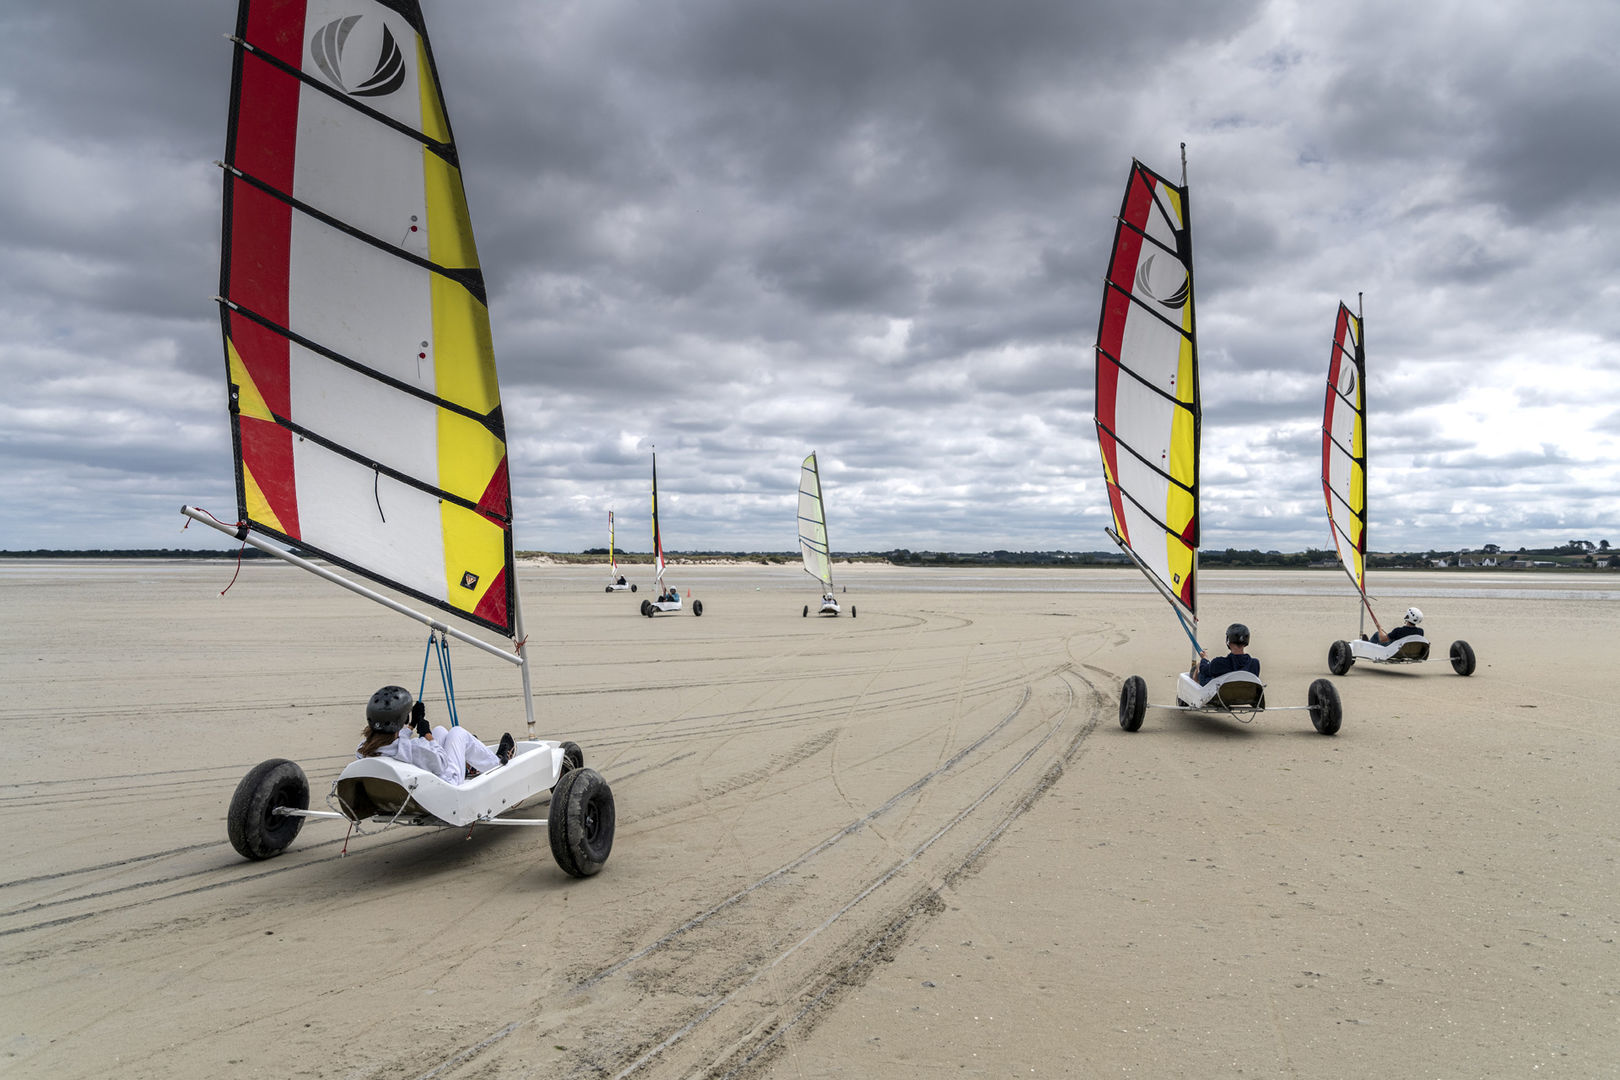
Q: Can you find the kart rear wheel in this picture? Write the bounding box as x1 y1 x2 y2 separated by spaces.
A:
803 605 809 617
851 605 857 618
227 758 309 861
1327 640 1353 676
605 585 613 593
548 767 615 879
1450 640 1476 676
631 584 637 592
1308 678 1342 735
1118 675 1147 732
640 599 652 617
692 599 703 616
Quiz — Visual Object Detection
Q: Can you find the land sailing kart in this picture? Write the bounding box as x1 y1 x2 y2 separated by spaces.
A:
1327 633 1476 677
804 593 855 618
642 591 702 617
606 577 637 593
227 729 615 878
1117 669 1343 735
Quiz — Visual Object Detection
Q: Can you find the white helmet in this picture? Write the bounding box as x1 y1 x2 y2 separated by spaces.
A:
1404 606 1423 625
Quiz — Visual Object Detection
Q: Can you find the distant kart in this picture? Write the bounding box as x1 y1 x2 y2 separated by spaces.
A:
641 592 702 617
1117 671 1343 735
227 738 614 878
1327 634 1475 676
803 593 855 618
606 578 637 593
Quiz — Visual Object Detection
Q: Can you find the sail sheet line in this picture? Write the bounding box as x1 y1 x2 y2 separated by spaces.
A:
222 164 487 306
252 409 510 524
232 36 458 167
218 298 504 437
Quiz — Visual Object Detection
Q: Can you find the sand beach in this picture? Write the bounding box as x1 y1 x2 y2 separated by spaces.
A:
1 560 1615 1078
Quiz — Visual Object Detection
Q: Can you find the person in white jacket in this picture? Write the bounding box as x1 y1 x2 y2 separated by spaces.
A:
355 686 514 784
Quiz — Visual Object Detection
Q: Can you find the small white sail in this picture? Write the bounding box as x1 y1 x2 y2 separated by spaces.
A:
798 451 834 591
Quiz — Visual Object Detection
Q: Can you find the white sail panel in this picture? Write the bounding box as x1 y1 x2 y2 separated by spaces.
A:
798 452 833 589
651 453 666 586
1094 159 1199 614
1322 302 1367 592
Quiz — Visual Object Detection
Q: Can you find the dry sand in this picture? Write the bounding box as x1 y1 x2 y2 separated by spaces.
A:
1 560 1615 1079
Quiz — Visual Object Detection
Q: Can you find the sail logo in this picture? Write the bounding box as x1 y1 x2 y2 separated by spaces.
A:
1135 254 1190 309
1339 366 1357 397
310 15 406 98
461 571 479 590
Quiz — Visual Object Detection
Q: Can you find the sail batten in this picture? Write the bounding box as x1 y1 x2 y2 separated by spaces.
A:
798 452 833 590
1094 157 1200 616
219 0 515 636
1322 301 1368 594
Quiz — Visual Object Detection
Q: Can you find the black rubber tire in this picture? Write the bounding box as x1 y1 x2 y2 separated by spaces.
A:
1308 678 1343 735
560 740 584 771
803 605 809 617
605 585 613 593
1327 640 1353 676
1118 675 1147 732
548 767 615 878
640 599 652 617
227 758 309 861
630 584 637 592
1450 640 1476 676
851 605 857 618
692 599 703 616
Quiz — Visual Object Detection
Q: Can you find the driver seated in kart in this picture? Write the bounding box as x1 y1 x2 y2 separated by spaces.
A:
1368 607 1424 644
354 686 514 784
661 586 678 603
616 575 627 585
1194 623 1261 685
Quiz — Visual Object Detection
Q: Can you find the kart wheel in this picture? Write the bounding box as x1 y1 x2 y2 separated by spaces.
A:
560 740 584 773
640 599 652 617
1307 678 1342 735
851 605 856 618
1449 640 1476 676
1118 675 1147 732
605 585 613 593
227 758 309 861
631 584 637 592
549 767 615 879
692 599 703 616
803 605 809 617
1327 640 1353 676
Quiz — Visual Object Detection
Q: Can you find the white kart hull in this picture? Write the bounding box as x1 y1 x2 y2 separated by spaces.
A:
1174 670 1266 711
1349 635 1430 663
333 741 563 827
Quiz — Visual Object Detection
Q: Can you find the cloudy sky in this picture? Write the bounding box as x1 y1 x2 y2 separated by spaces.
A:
3 0 1617 555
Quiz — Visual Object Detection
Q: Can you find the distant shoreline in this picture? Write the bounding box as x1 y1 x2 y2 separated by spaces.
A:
3 548 1613 571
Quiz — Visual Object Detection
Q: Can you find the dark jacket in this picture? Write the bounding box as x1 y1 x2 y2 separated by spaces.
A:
1386 624 1423 641
1198 652 1260 685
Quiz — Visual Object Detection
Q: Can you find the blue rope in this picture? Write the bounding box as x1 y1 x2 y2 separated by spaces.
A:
417 631 461 728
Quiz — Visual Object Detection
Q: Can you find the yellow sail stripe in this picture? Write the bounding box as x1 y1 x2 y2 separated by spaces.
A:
226 337 273 423
412 34 509 618
242 462 286 534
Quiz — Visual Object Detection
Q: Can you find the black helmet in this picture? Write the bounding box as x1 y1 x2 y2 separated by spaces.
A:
366 685 414 733
1225 623 1250 646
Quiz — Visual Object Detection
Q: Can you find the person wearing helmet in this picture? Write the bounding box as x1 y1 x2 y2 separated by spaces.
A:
1371 607 1425 644
1194 623 1261 685
355 685 515 784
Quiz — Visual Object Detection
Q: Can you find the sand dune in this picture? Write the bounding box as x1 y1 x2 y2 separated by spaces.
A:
2 561 1613 1078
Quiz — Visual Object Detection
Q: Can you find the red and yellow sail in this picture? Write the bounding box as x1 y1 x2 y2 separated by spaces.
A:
218 0 514 635
1322 302 1368 593
1094 159 1200 614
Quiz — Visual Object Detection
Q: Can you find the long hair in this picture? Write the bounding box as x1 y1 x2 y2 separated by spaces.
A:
356 727 395 758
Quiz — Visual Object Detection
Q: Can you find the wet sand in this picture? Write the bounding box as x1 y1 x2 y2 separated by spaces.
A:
1 561 1614 1078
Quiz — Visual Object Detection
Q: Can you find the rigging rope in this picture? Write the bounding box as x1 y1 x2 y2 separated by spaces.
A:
417 629 460 728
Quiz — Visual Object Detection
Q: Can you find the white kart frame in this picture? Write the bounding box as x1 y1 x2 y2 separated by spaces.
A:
284 740 566 830
1349 634 1429 664
1119 670 1342 735
803 593 854 618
